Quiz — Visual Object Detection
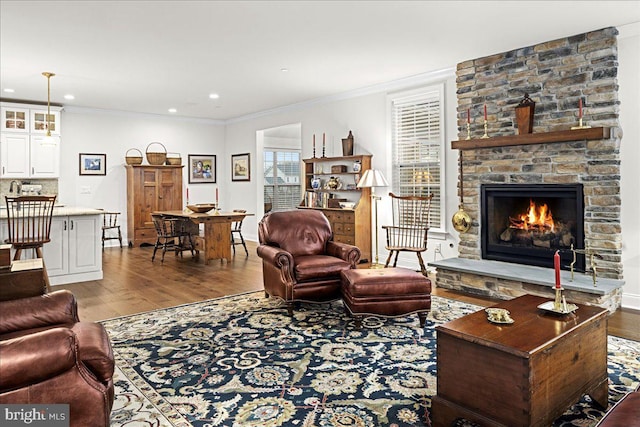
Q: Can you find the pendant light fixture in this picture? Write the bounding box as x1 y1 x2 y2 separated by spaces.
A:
41 72 57 146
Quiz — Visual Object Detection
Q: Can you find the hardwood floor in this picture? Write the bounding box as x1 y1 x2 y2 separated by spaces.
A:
58 241 640 341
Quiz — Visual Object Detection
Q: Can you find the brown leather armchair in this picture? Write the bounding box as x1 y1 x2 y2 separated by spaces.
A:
257 209 361 315
0 290 115 427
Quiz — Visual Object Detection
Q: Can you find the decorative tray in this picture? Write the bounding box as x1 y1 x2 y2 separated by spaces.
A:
485 308 514 324
537 301 578 315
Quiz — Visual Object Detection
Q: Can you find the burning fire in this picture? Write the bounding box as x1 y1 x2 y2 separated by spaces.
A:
509 200 555 232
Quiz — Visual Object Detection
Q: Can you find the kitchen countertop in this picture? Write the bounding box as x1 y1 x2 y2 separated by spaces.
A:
0 206 104 219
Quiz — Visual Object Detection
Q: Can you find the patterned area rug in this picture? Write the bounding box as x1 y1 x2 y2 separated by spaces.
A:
103 292 640 427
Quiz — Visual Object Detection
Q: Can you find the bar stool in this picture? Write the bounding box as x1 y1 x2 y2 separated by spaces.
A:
4 195 57 291
231 209 248 256
101 211 122 249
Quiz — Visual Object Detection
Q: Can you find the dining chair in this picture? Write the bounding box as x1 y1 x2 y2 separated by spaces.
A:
4 195 57 291
101 211 123 249
231 209 248 256
151 214 196 263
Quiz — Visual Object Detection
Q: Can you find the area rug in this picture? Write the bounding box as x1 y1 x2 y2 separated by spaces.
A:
103 292 640 427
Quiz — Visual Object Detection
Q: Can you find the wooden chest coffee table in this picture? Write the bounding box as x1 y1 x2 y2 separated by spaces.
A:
431 294 608 427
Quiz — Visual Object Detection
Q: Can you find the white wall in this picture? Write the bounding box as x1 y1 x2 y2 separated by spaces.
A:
225 71 461 263
618 22 640 309
60 108 225 243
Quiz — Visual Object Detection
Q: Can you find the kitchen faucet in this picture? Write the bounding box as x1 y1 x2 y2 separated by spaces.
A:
9 180 22 195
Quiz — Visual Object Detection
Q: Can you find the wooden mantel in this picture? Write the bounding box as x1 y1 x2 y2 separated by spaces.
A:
451 127 610 150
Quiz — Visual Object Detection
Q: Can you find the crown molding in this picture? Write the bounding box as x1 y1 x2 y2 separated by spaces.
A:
226 67 456 124
62 105 226 125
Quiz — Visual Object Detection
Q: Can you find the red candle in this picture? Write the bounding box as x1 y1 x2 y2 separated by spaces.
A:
579 98 583 119
467 108 470 124
484 104 487 121
216 188 219 204
554 250 561 289
322 132 325 148
313 134 315 148
186 187 189 200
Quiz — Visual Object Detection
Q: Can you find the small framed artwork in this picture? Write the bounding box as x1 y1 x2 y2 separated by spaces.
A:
79 153 106 175
188 154 216 184
231 153 250 182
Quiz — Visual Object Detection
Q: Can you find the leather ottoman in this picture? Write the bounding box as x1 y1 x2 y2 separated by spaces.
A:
341 267 431 328
595 383 640 427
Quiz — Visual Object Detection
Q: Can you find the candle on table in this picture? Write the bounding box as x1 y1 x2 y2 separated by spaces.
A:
578 98 583 119
216 187 219 204
322 132 325 149
554 250 561 289
186 187 189 201
467 108 470 124
313 134 315 149
483 104 487 121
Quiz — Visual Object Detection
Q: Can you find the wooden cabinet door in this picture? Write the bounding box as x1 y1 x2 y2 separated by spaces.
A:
157 167 181 212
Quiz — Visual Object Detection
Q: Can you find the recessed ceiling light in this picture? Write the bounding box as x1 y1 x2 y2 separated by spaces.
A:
168 108 177 113
280 68 289 72
3 88 15 93
209 93 219 99
64 94 75 100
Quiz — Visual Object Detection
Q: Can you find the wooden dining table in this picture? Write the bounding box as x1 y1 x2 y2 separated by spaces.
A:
153 210 253 264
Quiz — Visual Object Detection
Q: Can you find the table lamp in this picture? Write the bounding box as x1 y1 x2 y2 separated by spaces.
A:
357 169 389 268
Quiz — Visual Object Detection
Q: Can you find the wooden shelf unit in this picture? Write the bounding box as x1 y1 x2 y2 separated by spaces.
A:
451 127 610 150
301 154 372 263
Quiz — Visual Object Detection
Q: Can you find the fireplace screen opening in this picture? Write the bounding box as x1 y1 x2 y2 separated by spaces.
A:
481 184 585 271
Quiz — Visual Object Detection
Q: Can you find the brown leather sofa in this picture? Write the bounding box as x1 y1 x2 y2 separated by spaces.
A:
257 209 361 315
0 290 115 427
595 383 640 427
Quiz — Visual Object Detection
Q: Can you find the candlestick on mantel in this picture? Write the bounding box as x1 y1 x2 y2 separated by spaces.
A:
571 98 591 130
483 104 487 121
467 108 470 124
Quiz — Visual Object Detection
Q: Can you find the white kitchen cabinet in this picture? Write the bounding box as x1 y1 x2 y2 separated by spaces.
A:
0 133 60 178
43 215 103 285
30 109 61 135
0 102 61 178
1 106 29 132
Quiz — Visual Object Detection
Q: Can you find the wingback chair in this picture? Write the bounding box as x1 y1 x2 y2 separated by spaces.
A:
0 290 115 427
257 209 361 315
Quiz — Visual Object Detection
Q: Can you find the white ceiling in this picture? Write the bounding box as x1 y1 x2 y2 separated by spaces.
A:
1 1 639 121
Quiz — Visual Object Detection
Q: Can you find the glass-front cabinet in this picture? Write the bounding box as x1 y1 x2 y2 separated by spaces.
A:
30 109 61 134
1 106 29 132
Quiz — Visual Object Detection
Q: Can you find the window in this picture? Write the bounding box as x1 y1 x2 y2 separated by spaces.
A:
390 84 445 233
263 150 302 212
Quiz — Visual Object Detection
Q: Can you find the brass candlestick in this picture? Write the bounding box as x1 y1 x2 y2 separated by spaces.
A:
553 287 563 311
481 120 489 139
465 122 471 140
571 117 591 130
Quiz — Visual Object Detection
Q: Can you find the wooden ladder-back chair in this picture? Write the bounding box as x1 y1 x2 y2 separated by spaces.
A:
4 195 57 290
101 211 123 249
382 192 433 276
231 209 248 256
151 214 196 263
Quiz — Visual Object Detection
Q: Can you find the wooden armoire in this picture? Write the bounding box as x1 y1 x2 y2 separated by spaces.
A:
125 165 183 246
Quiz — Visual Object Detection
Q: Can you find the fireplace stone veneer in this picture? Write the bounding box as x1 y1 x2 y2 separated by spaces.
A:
435 27 623 309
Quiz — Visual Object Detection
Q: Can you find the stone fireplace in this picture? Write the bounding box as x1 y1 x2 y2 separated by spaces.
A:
432 27 624 311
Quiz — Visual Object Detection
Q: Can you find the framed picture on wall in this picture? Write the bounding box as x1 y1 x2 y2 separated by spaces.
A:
79 153 106 175
188 154 216 184
231 153 250 182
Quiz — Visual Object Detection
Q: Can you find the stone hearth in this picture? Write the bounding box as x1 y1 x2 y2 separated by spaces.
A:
431 258 623 312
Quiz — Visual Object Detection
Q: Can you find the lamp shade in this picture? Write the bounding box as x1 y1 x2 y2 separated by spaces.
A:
356 169 389 188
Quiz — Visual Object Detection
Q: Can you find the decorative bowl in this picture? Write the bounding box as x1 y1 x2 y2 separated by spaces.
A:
339 202 355 209
187 204 216 213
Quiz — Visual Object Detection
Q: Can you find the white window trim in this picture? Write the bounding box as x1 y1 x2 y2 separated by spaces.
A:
387 83 447 237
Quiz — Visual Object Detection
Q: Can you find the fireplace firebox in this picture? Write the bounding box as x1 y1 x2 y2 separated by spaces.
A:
481 184 585 271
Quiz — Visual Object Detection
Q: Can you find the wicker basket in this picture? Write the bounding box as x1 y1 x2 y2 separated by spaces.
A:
166 152 182 165
125 148 143 165
146 142 167 165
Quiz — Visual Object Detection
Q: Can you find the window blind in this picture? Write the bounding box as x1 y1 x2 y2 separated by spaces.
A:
391 85 444 231
263 150 302 212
